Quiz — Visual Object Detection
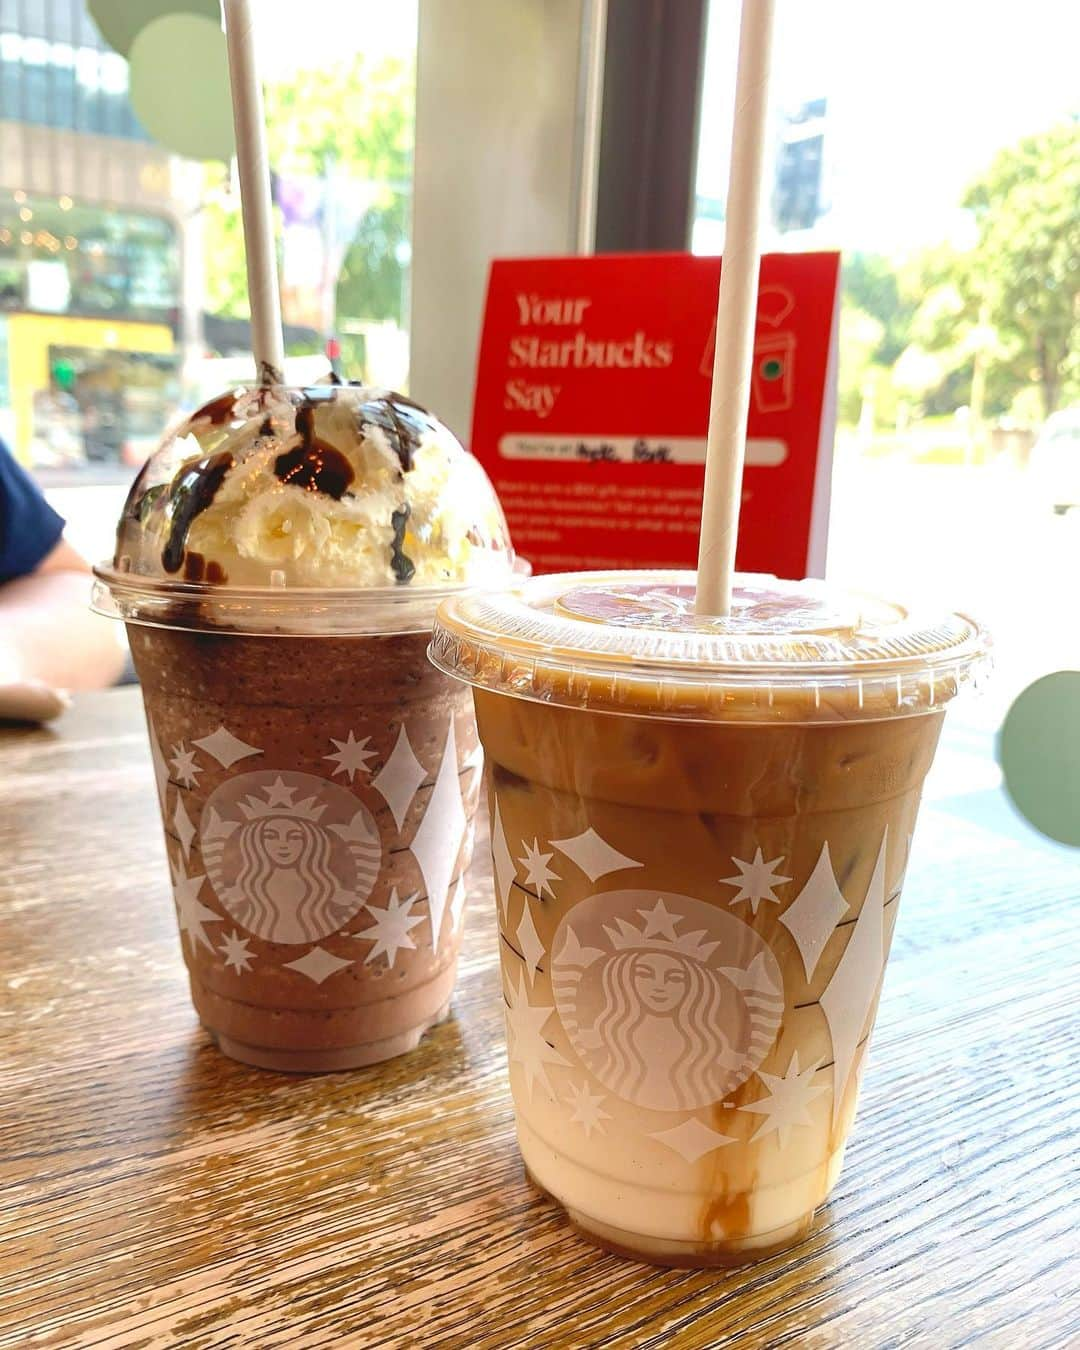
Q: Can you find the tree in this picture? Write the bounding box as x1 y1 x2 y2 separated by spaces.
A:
201 51 414 337
201 174 250 319
964 120 1079 418
836 255 918 430
265 54 412 184
900 246 995 417
336 192 409 325
842 253 915 366
836 299 885 425
897 122 1079 423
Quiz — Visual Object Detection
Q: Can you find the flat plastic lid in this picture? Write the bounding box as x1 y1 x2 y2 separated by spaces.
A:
429 571 992 722
91 571 487 636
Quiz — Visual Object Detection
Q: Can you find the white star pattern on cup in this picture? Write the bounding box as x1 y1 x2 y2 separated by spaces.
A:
192 726 262 769
821 830 889 1123
637 897 681 940
517 838 559 899
169 742 202 788
263 776 297 808
448 876 468 932
490 795 516 918
373 726 425 831
778 842 849 979
283 947 353 984
515 899 545 984
325 731 378 781
172 794 196 860
565 1080 611 1138
739 1051 828 1147
148 720 170 810
721 848 792 914
504 970 569 1101
356 889 425 968
648 1117 736 1164
170 857 220 953
410 720 466 947
219 930 254 973
550 827 643 883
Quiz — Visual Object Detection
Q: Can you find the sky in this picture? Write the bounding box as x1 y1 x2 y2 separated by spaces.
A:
246 0 1078 260
695 0 1080 255
254 0 418 81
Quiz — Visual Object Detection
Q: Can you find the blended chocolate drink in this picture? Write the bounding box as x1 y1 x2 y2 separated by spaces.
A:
94 382 514 1071
431 571 989 1265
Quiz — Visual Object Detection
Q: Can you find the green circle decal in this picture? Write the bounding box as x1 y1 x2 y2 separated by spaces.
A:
89 0 222 58
128 13 235 162
999 671 1080 847
761 358 783 380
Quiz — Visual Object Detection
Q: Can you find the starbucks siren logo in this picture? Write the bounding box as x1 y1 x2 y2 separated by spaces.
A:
202 770 380 944
552 890 784 1112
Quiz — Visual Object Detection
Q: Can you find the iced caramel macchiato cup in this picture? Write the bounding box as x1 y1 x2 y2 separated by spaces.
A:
431 571 989 1265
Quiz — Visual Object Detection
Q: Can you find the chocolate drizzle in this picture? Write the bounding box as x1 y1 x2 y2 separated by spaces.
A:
274 400 355 500
181 553 228 585
161 451 234 574
357 392 436 474
390 505 415 584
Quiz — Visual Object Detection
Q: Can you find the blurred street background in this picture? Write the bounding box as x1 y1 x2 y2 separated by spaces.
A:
2 0 1076 831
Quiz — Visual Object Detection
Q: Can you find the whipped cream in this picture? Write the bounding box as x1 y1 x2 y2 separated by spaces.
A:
115 384 512 590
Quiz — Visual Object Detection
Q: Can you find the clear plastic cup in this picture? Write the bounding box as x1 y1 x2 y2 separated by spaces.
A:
430 570 990 1264
94 383 514 1072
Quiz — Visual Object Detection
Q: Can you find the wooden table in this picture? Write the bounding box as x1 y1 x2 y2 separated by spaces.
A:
2 689 1077 1348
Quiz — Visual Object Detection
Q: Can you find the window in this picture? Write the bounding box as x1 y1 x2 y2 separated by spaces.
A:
0 0 417 567
694 0 1080 726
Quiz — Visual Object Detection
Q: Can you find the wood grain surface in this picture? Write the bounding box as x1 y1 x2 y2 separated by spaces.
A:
1 689 1077 1349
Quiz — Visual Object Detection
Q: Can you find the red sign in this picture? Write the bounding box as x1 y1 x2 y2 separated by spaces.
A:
470 252 840 578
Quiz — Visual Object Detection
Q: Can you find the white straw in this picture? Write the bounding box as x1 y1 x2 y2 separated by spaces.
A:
694 0 777 616
223 0 285 385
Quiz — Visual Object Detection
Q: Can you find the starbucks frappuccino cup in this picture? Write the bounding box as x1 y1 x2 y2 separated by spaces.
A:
430 570 990 1265
94 382 514 1072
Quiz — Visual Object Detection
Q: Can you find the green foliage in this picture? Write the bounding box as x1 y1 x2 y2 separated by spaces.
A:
265 54 413 183
202 52 414 340
836 299 884 424
900 121 1079 420
899 251 979 409
963 120 1080 417
842 253 915 365
201 171 249 320
839 122 1079 431
336 190 410 325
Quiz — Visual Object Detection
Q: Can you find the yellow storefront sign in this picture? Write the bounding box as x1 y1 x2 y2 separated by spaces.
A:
7 313 174 462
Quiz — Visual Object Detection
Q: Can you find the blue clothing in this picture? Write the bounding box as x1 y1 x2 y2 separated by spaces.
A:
0 440 65 583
